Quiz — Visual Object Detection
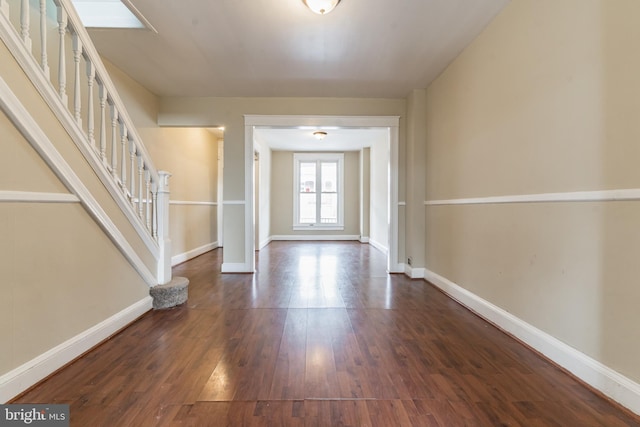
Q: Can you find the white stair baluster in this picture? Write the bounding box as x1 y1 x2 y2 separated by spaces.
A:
86 60 96 149
98 80 107 162
138 156 144 217
5 0 164 247
20 0 32 51
152 182 158 239
56 6 67 106
120 123 127 190
39 0 50 78
72 32 82 125
129 139 136 200
110 103 118 176
145 169 151 231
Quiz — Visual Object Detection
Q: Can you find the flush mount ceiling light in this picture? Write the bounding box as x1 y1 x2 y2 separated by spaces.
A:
303 0 341 15
313 131 328 140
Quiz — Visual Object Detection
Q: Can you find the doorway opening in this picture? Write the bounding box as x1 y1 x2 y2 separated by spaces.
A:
244 115 401 273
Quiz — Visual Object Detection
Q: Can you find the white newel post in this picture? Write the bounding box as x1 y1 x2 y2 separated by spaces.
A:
156 170 172 285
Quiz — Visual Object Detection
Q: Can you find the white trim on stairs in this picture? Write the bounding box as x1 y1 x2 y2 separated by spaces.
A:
0 296 152 403
424 268 640 416
0 75 157 286
0 7 159 258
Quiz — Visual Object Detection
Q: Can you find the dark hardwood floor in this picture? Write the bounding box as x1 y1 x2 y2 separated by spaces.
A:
14 242 640 426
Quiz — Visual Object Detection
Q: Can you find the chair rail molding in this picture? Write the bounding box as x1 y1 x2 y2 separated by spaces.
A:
425 188 640 206
0 191 79 203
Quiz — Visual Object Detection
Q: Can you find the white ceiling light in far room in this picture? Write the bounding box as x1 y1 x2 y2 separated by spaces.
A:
313 131 327 140
303 0 341 15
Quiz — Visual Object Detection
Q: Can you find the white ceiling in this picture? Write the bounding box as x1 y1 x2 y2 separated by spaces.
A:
86 0 510 98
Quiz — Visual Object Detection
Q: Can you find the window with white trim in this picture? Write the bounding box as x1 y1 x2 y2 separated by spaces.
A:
293 153 344 230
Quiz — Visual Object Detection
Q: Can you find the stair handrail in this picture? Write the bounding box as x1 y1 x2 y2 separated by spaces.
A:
0 0 172 284
54 0 159 181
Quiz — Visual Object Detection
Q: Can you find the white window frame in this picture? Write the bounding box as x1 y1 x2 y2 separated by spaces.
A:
293 153 344 230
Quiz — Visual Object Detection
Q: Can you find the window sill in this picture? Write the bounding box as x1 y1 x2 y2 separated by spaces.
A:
293 225 345 231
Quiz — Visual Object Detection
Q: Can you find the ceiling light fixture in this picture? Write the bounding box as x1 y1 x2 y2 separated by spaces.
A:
303 0 341 15
313 131 328 140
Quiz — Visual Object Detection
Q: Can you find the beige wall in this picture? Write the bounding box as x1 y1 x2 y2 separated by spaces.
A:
425 0 640 383
0 42 149 378
270 151 361 237
105 61 220 258
158 127 218 257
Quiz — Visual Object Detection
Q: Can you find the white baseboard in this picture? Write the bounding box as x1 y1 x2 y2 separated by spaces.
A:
171 242 218 266
258 237 272 250
424 269 640 416
221 262 254 273
404 265 426 279
359 236 370 243
368 239 388 255
0 296 152 403
270 235 360 241
389 263 405 274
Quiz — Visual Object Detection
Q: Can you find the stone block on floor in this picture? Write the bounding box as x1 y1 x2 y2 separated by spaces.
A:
150 276 189 309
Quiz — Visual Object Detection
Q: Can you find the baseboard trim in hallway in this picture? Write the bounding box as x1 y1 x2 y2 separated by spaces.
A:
270 235 361 241
424 268 640 416
0 296 152 403
171 242 218 266
404 265 426 279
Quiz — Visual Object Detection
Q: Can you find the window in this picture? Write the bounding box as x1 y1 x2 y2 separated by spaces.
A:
72 0 148 29
293 153 344 230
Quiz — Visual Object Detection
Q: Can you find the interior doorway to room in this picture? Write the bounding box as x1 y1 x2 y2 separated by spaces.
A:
254 151 260 251
244 115 401 273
